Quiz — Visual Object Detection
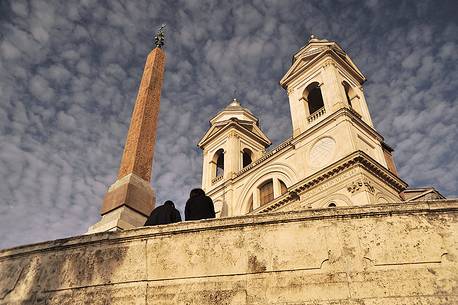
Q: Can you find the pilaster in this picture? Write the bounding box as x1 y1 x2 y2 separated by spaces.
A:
287 87 308 137
225 131 240 179
322 59 345 112
273 177 281 198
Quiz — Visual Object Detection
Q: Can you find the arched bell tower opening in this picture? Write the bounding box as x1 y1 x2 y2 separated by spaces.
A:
213 148 224 178
342 81 353 108
242 148 253 168
303 82 325 115
342 80 365 117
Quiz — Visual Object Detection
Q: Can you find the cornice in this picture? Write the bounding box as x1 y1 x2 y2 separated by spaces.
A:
233 137 294 179
291 107 384 147
253 151 408 214
207 137 294 194
210 108 258 125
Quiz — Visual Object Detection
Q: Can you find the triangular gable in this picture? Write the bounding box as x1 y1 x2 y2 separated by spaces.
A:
337 52 364 78
198 124 223 147
280 44 330 87
198 120 271 149
282 58 309 83
280 41 366 88
293 45 329 62
239 121 271 144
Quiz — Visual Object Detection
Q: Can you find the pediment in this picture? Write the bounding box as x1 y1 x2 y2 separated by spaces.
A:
283 58 309 82
205 125 223 139
280 41 365 88
240 121 271 144
198 120 271 149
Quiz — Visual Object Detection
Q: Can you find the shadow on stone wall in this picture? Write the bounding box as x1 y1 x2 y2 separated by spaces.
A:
0 232 131 305
2 201 456 305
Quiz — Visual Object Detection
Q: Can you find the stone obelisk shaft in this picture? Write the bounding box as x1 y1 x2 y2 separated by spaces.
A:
88 46 165 233
117 47 165 182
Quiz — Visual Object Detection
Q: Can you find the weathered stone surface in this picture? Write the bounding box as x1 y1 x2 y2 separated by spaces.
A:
38 283 146 305
88 206 149 233
100 173 155 217
117 47 165 182
1 200 457 304
90 47 165 231
147 278 247 305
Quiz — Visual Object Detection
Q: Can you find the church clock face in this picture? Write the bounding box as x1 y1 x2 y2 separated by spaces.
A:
309 137 336 168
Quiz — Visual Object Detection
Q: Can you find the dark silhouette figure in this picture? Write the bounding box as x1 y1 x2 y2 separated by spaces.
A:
144 200 181 226
185 188 216 221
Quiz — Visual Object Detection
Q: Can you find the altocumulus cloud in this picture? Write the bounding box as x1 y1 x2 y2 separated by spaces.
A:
0 0 456 249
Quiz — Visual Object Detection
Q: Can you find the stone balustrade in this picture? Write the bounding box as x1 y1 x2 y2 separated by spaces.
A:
211 175 223 184
234 137 293 178
307 106 326 123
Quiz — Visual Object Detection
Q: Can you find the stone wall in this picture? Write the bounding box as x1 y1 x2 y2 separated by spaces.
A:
1 200 457 304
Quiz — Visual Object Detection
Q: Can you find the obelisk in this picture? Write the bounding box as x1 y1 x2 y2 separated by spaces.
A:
88 26 166 233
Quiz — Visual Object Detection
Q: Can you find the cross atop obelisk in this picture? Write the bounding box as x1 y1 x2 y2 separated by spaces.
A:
88 26 167 233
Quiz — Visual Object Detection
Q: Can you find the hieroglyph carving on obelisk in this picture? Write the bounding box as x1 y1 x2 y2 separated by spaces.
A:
88 26 166 233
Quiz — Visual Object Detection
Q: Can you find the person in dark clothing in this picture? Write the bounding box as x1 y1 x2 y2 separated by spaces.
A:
185 188 216 221
144 200 181 226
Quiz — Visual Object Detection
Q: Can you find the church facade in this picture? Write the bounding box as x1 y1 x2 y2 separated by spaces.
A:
199 36 408 217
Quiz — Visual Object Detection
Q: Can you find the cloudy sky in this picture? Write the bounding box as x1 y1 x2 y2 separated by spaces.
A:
0 0 456 249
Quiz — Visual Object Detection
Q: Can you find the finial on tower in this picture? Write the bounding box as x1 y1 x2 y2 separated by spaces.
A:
230 97 240 107
229 89 241 106
154 24 166 48
309 34 319 41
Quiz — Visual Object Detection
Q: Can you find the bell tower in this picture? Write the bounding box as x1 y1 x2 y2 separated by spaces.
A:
198 98 271 215
281 35 374 136
280 35 395 174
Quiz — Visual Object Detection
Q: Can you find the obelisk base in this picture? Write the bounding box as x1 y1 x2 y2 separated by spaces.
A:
87 206 148 233
87 173 156 234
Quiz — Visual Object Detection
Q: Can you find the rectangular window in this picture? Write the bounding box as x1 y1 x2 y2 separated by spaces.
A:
280 181 287 194
259 180 274 206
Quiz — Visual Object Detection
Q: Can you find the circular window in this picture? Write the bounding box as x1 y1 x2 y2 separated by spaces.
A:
309 137 336 168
